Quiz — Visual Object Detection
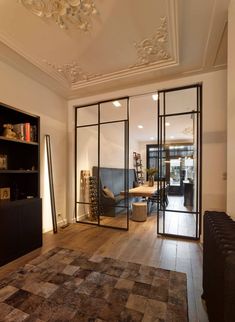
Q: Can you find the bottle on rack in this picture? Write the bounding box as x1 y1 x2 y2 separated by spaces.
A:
133 152 144 185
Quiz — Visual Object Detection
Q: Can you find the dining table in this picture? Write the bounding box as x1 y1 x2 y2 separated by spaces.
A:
120 181 166 197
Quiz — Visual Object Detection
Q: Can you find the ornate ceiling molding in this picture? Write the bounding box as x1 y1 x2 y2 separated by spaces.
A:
130 17 170 68
19 0 98 31
44 60 100 84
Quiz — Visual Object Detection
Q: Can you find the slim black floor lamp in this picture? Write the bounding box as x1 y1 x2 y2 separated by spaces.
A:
45 134 57 233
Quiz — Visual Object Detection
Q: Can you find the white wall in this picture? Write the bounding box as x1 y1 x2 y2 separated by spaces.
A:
68 69 227 227
227 0 235 219
0 60 67 232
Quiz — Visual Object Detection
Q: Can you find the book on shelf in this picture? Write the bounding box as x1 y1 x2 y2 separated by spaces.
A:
13 123 24 140
25 123 30 142
12 123 37 142
30 125 37 142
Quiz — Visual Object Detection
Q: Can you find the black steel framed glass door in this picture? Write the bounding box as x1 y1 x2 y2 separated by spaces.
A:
75 97 129 230
157 85 202 240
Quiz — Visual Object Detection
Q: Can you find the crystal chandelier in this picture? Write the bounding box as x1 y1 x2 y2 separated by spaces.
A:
19 0 98 31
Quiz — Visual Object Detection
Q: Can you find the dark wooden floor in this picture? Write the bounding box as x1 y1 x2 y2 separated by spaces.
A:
0 216 208 322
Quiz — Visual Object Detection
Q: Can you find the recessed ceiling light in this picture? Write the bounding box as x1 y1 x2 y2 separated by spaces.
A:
165 122 170 126
112 100 121 107
150 137 154 140
138 125 143 129
170 135 175 139
152 93 158 101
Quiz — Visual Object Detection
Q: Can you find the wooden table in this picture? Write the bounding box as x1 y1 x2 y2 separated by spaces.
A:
120 182 165 197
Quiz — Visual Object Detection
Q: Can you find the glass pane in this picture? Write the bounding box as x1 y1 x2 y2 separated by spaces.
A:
164 87 197 115
158 210 196 238
164 114 196 212
99 122 128 229
77 104 98 126
76 126 98 224
100 99 127 123
100 207 128 229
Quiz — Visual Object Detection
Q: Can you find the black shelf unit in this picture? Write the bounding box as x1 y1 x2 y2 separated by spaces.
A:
0 102 42 266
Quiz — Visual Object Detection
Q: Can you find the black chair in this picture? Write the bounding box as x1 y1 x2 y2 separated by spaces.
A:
147 184 169 213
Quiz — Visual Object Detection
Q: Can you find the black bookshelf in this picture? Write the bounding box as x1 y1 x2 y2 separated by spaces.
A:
0 102 42 266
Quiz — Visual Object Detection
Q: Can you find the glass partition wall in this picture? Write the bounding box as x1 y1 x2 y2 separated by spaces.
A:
157 85 202 239
75 98 129 230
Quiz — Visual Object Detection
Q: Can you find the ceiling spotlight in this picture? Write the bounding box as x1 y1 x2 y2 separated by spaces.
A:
112 100 121 107
150 137 155 140
152 93 158 101
165 122 170 126
138 125 143 129
170 135 175 139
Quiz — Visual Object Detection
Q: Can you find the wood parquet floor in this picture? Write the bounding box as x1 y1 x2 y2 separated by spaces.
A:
0 216 208 322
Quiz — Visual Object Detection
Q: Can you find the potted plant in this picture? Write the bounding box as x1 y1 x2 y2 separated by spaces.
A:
146 167 158 187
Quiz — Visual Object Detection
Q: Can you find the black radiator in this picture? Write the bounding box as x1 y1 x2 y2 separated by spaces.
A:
203 211 235 322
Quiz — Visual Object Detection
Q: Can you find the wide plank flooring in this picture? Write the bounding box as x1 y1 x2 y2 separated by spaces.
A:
0 216 208 322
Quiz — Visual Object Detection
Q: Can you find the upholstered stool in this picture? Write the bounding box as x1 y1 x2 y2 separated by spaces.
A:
131 202 147 221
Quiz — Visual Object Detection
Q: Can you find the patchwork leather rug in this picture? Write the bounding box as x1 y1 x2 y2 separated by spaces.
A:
0 247 188 321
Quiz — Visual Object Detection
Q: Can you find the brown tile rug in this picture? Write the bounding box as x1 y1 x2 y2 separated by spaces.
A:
0 247 188 321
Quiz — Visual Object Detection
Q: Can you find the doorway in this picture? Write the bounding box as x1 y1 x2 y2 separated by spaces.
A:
157 85 202 239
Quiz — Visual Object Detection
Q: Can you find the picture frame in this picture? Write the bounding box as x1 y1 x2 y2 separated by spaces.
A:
0 154 8 170
0 187 10 200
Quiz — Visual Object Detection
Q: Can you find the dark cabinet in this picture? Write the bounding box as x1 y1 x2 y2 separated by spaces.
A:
20 199 42 254
0 203 20 264
183 182 194 207
0 199 42 266
0 102 42 266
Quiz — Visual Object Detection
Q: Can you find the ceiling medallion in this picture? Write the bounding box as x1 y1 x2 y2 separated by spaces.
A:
19 0 98 31
44 60 100 84
131 17 170 67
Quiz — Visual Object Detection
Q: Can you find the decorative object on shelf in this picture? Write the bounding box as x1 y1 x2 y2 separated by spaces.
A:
3 124 17 139
80 170 90 218
133 152 144 185
30 125 37 142
0 154 8 170
19 0 98 31
146 167 158 187
0 187 10 200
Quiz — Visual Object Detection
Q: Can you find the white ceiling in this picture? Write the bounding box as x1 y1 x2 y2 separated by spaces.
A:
0 0 229 99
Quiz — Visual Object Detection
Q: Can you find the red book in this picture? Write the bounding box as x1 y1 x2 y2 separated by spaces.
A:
25 123 30 142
